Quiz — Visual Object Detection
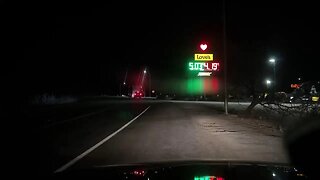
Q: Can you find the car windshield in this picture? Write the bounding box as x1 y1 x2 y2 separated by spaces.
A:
2 1 319 178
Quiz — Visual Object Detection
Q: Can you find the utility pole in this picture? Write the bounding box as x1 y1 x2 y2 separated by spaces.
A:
223 0 228 115
149 72 151 97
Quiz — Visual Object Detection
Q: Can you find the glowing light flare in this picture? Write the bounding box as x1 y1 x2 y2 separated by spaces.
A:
132 170 145 176
203 77 220 94
186 77 220 95
269 58 276 63
187 78 203 94
200 44 207 51
194 176 224 180
211 77 220 94
312 96 319 102
266 79 271 85
291 84 301 89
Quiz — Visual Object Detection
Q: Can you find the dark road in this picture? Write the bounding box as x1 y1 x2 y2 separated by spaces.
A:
29 100 288 176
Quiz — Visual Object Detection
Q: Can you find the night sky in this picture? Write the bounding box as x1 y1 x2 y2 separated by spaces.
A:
2 1 319 98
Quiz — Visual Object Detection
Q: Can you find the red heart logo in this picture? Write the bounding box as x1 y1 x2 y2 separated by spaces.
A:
200 44 207 51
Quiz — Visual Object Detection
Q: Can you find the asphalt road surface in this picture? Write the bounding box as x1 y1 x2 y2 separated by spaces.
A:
27 100 289 176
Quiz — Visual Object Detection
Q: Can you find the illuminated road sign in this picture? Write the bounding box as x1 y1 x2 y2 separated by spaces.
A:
189 62 219 71
194 54 213 61
187 42 220 77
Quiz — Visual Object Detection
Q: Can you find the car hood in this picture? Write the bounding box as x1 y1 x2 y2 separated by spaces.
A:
53 160 308 179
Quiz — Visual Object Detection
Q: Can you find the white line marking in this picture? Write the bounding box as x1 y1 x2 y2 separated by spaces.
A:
54 106 151 173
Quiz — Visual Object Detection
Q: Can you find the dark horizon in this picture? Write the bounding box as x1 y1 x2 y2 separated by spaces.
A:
2 1 319 98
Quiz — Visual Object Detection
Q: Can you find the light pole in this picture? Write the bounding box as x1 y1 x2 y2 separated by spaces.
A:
223 0 228 115
120 69 128 96
148 72 151 97
143 69 146 96
269 58 276 92
143 68 151 97
119 81 126 96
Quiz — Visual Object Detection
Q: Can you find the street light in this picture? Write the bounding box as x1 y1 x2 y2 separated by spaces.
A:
298 77 302 83
266 79 271 89
269 58 275 63
120 82 127 96
268 58 276 92
120 69 128 96
142 68 151 97
266 79 271 85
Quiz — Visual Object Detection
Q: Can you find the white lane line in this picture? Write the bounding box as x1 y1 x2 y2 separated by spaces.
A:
54 106 151 173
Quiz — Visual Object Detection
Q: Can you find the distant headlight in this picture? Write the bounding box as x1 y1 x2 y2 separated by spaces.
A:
290 96 294 99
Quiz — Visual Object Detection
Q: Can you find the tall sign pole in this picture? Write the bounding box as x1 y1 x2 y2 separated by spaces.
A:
223 0 228 115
